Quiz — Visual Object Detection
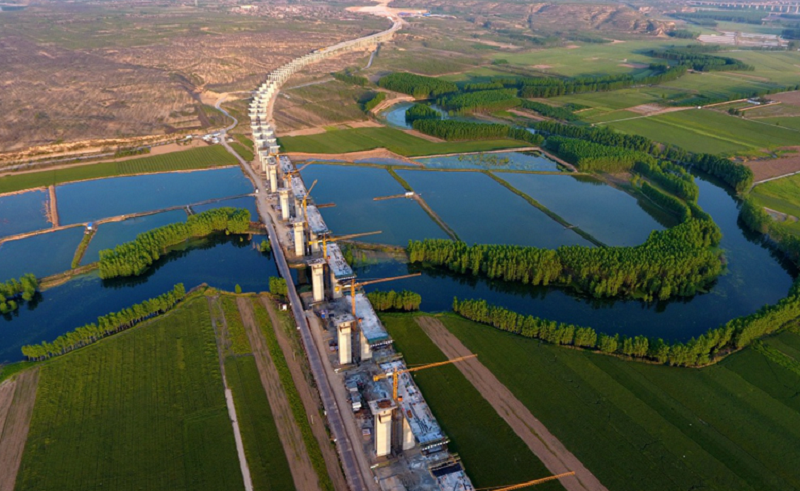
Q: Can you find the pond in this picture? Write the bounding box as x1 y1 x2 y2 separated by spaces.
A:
56 167 252 225
0 235 279 364
349 175 796 343
381 102 480 129
299 164 449 246
396 169 591 248
497 172 667 246
0 227 85 279
416 151 560 172
0 190 50 238
191 195 259 217
80 209 189 266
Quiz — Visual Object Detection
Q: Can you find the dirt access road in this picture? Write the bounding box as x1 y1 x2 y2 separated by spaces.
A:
0 368 40 491
258 295 350 491
236 297 322 491
416 317 607 491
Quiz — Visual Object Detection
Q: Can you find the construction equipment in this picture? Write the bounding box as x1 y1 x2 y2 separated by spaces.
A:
373 354 477 402
338 273 421 321
302 179 318 221
480 472 576 491
310 230 382 258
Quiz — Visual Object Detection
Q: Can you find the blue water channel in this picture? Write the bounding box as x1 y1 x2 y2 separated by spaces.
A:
299 164 449 246
0 235 279 364
350 175 796 342
57 167 252 224
0 190 50 238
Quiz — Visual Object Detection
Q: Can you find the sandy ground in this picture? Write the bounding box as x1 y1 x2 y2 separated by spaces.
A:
416 317 608 491
280 120 383 137
0 368 40 491
402 128 444 142
258 296 350 491
285 148 420 165
225 388 254 491
236 297 322 491
627 104 689 116
747 151 800 183
508 108 547 121
767 90 800 106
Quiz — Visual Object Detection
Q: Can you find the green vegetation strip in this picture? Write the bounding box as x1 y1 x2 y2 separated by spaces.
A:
220 296 252 356
277 126 527 157
224 356 294 491
440 314 800 491
0 145 238 195
251 298 334 491
484 172 604 246
229 142 255 162
380 314 562 490
70 229 95 269
17 297 244 491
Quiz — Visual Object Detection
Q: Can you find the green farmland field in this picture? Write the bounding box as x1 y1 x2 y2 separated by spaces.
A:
381 314 562 490
751 174 800 236
607 109 800 155
277 126 527 156
16 297 244 491
224 356 294 491
440 314 800 491
0 145 238 195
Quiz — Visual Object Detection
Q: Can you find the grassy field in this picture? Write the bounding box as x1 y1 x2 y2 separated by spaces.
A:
607 109 800 155
230 142 255 163
750 174 800 236
381 314 563 490
277 126 526 156
220 296 252 356
0 145 238 195
224 356 294 491
16 297 244 491
439 313 800 491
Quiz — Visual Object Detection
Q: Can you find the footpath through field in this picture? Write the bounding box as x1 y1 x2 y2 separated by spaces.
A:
416 316 608 491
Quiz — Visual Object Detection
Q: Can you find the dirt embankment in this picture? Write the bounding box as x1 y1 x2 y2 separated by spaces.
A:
0 368 40 491
258 296 349 491
416 317 608 491
234 297 322 491
747 150 800 183
285 148 420 166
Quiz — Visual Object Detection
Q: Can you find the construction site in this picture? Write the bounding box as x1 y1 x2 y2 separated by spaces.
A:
243 17 482 490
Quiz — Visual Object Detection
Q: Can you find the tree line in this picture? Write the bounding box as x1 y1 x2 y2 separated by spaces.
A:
634 160 698 202
332 70 368 86
512 66 687 98
544 136 646 173
405 103 441 125
364 92 386 112
408 218 722 302
533 121 754 193
739 197 800 265
98 207 251 279
0 273 38 314
453 278 800 367
649 47 754 72
640 181 691 222
436 89 520 114
519 100 578 121
367 289 422 311
412 119 544 145
21 283 186 361
378 72 458 99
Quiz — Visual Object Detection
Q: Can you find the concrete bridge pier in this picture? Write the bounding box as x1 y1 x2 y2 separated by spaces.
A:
310 259 325 303
268 163 279 193
293 219 305 257
279 188 291 220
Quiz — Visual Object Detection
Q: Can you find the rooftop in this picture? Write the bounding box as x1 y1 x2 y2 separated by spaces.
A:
291 175 307 200
349 293 390 346
305 205 329 235
327 243 354 280
380 360 447 447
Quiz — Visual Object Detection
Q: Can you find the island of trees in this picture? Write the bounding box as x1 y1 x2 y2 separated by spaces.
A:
0 273 39 314
367 289 422 311
98 207 250 279
408 218 722 302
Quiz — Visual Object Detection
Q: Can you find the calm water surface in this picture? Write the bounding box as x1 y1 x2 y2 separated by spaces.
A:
0 235 278 363
0 190 50 238
0 227 85 279
57 167 252 224
396 169 591 248
416 152 560 172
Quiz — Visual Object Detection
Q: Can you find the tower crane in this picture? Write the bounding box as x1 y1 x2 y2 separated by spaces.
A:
301 179 318 222
479 471 576 491
337 273 422 321
309 230 382 258
373 354 477 402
